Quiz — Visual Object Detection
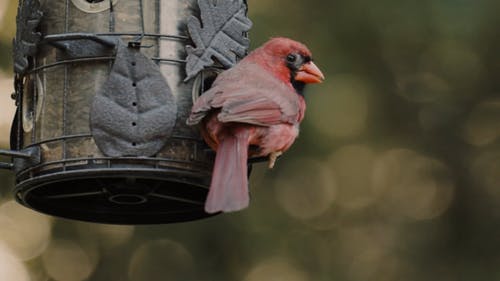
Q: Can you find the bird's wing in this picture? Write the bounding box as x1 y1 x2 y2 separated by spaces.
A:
187 62 301 126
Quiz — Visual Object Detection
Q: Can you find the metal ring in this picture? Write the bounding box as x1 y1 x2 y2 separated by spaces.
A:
108 194 147 205
70 0 119 13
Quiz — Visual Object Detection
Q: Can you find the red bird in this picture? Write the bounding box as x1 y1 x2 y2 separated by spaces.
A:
187 37 324 213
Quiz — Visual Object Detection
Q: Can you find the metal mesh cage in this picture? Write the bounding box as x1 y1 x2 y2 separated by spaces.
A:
1 0 253 224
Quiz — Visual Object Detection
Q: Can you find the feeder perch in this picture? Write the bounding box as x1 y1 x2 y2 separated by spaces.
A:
0 0 252 224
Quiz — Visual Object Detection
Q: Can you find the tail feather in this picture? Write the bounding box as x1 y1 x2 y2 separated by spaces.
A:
205 131 250 213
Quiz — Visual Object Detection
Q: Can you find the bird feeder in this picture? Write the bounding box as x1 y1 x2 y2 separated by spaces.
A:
0 0 252 224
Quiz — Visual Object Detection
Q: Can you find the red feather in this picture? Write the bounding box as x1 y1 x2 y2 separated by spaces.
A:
187 37 324 213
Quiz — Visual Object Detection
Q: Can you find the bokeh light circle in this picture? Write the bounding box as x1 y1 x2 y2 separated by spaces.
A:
42 239 96 281
274 157 337 220
128 239 194 281
396 72 450 103
0 200 52 260
0 243 30 281
307 74 370 138
462 99 500 146
371 149 454 220
244 257 310 281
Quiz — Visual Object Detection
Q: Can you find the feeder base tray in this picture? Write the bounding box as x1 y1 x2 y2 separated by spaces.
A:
14 168 216 224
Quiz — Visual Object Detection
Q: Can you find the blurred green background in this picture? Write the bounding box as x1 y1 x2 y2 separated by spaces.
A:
1 0 500 280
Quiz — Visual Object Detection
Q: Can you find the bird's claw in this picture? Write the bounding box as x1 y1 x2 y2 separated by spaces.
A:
268 151 283 169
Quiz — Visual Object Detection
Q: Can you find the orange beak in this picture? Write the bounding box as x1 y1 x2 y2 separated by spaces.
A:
295 61 325 84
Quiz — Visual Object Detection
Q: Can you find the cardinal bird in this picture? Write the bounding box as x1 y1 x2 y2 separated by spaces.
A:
187 37 324 213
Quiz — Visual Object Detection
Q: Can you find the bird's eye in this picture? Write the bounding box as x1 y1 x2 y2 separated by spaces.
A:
286 54 297 63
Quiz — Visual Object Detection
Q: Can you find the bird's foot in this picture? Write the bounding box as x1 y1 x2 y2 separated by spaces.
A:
268 151 283 169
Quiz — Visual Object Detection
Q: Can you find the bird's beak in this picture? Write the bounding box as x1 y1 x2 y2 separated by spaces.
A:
295 61 325 84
